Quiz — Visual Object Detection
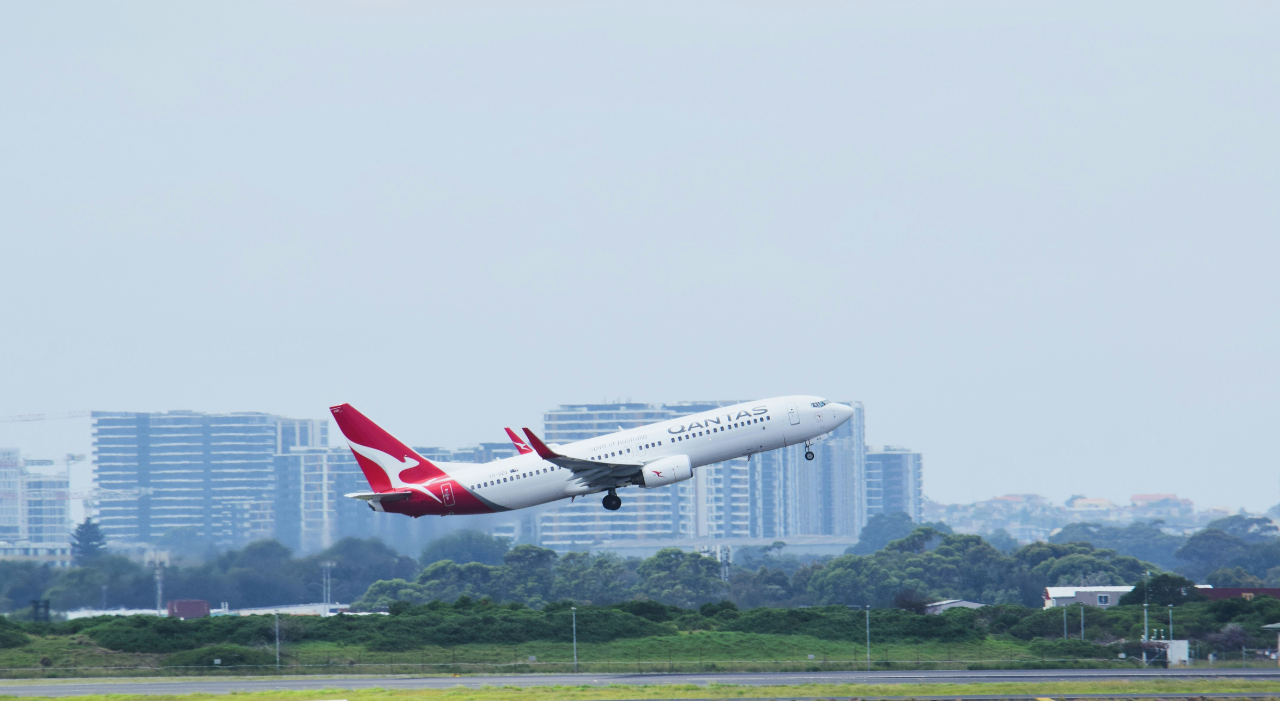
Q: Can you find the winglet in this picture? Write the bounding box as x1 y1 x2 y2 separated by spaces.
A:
505 428 534 455
521 428 560 460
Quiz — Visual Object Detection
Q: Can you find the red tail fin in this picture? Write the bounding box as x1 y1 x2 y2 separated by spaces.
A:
329 404 445 491
505 427 534 455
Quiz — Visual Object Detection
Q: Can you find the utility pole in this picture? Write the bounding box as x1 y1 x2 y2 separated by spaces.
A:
1063 605 1067 639
1143 571 1150 666
865 605 871 672
1081 604 1085 641
1168 604 1174 640
571 607 578 673
275 613 280 672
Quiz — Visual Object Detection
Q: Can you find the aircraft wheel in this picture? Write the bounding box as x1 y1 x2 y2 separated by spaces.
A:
805 451 815 461
603 494 622 511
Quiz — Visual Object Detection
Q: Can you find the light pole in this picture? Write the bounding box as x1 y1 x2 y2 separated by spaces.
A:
865 605 871 672
154 560 164 616
1142 571 1150 666
274 612 280 672
1168 604 1174 640
1063 605 1067 639
571 607 578 673
1080 604 1085 641
321 561 336 611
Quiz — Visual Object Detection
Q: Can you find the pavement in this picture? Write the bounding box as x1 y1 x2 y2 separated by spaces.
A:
0 668 1279 697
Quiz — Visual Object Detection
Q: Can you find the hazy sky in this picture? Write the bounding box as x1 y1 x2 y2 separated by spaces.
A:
1 2 1277 512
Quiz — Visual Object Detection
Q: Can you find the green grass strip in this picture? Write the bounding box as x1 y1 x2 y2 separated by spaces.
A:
2 680 1280 701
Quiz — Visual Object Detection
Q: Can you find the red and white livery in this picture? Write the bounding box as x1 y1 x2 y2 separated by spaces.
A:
331 396 855 516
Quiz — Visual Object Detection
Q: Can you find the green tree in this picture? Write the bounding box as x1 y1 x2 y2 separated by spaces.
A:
307 537 420 603
1118 572 1206 606
849 512 918 554
1050 521 1187 570
42 554 148 610
1175 529 1251 581
728 567 796 607
411 559 499 601
1204 515 1280 543
551 552 630 605
0 561 59 612
497 544 558 605
420 529 510 566
1207 566 1264 587
633 548 728 608
985 529 1019 554
70 519 107 566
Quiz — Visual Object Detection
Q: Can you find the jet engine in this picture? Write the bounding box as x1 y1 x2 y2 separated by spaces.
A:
637 454 693 488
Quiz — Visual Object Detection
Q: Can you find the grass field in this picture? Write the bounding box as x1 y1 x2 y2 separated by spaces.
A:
0 633 1112 677
1 631 1270 678
3 680 1280 701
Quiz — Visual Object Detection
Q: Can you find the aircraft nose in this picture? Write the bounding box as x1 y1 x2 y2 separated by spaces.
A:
829 403 855 424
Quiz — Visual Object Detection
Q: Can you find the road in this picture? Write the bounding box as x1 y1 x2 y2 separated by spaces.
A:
0 668 1279 697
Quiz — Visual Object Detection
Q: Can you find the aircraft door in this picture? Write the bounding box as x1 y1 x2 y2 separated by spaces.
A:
787 402 800 425
442 484 456 507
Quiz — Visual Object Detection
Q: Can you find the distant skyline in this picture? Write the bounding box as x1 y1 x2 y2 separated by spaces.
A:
1 2 1277 512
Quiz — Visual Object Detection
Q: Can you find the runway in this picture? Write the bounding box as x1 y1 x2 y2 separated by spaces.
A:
0 668 1279 697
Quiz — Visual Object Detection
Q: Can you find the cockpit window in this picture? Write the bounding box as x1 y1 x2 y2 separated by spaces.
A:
811 401 827 408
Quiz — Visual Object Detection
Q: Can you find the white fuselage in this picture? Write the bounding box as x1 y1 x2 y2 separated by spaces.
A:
445 395 852 512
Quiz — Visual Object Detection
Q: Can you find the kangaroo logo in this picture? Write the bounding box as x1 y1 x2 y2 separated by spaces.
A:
348 441 419 473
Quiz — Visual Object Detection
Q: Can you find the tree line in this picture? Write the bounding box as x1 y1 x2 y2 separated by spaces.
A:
355 523 1159 611
13 590 1280 656
2 511 1278 616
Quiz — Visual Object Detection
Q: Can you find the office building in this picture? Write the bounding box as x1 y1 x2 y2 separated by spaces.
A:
92 411 324 545
865 445 923 522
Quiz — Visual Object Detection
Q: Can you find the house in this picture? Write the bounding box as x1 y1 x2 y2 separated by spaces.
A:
925 599 985 615
1043 586 1133 608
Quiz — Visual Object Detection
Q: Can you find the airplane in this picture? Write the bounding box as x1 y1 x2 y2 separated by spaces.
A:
331 396 855 517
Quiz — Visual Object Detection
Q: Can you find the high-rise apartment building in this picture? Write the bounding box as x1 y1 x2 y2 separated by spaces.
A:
865 446 923 522
92 411 325 545
0 449 73 565
0 449 21 543
22 468 70 544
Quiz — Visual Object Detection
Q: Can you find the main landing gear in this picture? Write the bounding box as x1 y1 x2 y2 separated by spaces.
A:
603 489 622 511
804 440 815 461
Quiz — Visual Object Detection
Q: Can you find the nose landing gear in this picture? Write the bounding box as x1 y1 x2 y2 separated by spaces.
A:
602 489 622 511
804 439 815 461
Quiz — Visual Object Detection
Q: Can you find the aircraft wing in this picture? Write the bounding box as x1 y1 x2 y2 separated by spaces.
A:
521 428 642 490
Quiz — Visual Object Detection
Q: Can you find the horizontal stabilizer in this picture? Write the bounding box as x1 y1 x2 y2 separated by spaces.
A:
344 491 414 502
